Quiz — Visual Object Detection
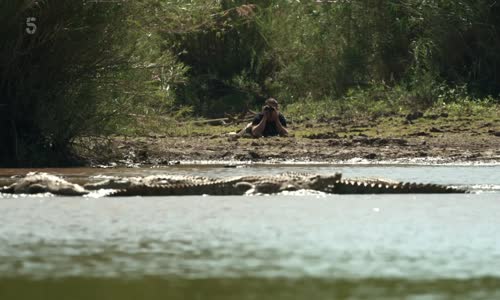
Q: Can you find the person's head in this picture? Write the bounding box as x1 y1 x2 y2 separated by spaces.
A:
265 98 279 109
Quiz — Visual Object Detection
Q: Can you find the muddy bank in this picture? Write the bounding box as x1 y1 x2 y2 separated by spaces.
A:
80 134 500 166
77 115 500 167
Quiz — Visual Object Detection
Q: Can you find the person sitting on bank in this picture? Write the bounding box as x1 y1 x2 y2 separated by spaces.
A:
248 98 288 137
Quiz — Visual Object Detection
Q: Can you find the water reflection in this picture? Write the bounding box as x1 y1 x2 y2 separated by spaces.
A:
2 277 500 300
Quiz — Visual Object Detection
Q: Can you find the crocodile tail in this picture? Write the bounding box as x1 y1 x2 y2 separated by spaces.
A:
334 180 399 194
405 182 467 193
334 180 466 194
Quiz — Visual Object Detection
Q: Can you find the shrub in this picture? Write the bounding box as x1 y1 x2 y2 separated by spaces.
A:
0 0 186 166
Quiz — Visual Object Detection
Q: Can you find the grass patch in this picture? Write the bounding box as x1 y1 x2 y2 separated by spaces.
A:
427 97 500 119
114 86 499 139
284 84 500 123
116 114 242 137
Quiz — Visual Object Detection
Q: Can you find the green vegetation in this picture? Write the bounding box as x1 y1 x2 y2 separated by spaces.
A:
1 0 499 166
0 0 191 166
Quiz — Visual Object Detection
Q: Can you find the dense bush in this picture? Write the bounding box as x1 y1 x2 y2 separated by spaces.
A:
158 0 500 115
260 0 500 104
161 1 273 116
0 0 187 166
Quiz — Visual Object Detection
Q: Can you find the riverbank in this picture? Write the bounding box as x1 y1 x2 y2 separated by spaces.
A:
75 113 500 167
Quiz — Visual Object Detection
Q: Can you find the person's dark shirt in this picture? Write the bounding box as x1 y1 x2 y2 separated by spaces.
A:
252 112 287 137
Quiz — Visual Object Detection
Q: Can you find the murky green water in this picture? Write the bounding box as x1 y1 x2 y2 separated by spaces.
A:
1 165 499 299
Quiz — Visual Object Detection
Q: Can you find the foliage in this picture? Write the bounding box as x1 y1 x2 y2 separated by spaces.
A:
429 95 499 118
158 1 272 116
284 82 500 122
1 0 500 166
0 0 188 166
260 0 500 102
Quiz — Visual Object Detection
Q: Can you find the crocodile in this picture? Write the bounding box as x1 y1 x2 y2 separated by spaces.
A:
0 172 87 196
84 175 251 196
332 177 463 194
1 172 466 196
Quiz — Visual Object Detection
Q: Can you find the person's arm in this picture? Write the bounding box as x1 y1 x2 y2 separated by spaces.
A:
275 112 288 136
251 113 268 137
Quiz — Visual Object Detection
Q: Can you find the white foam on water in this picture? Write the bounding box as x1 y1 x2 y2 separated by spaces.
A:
468 184 500 192
84 189 118 198
176 158 500 167
277 189 328 197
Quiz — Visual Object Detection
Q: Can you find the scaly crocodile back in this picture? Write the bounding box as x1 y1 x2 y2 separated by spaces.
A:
2 172 467 196
333 178 466 194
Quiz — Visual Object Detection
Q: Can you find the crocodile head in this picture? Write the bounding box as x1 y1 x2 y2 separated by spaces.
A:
305 173 342 193
7 172 87 196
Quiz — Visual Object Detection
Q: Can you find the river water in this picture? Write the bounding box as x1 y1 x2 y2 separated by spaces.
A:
1 165 499 299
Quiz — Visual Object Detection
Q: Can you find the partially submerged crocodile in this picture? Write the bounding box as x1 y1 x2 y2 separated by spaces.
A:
1 172 466 196
1 173 87 196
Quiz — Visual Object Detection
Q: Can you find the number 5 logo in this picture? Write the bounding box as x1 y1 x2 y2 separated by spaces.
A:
26 17 37 34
